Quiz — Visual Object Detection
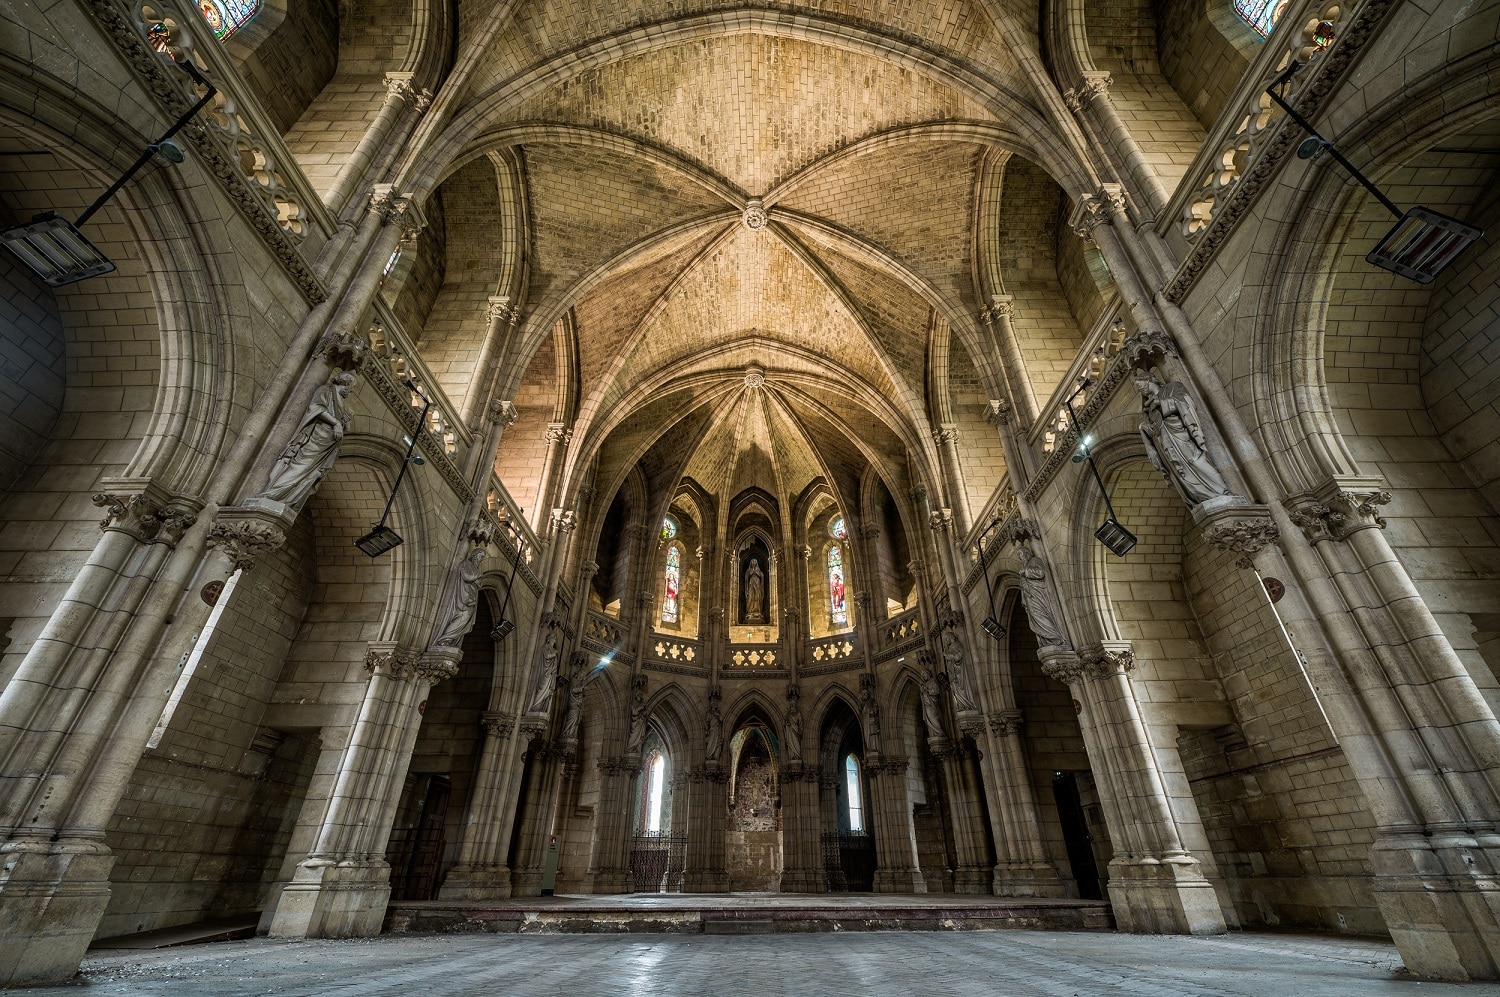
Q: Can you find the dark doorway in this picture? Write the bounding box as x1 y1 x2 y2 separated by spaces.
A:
389 775 451 901
1052 771 1103 900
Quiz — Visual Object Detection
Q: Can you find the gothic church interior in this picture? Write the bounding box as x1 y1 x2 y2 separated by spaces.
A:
1 0 1499 985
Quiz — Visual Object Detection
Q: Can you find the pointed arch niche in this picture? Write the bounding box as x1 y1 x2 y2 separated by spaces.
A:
729 492 780 643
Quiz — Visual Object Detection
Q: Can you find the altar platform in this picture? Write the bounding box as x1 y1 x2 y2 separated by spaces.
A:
384 893 1114 935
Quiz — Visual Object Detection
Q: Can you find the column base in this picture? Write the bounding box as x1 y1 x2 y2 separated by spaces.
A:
437 865 514 901
952 865 993 894
1371 832 1500 981
267 859 391 939
1106 853 1225 935
510 867 544 896
779 867 825 893
874 866 927 893
0 837 116 987
585 868 631 894
992 861 1067 898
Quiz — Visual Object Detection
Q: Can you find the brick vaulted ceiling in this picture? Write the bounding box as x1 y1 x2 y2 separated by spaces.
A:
431 3 1079 524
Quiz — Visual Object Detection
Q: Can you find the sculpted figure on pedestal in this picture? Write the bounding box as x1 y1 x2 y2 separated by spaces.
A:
941 629 979 713
704 702 724 762
527 631 561 714
920 668 946 736
860 678 882 747
626 677 648 755
431 547 487 648
1017 544 1069 649
1134 370 1231 505
559 672 586 743
784 694 803 763
257 371 357 507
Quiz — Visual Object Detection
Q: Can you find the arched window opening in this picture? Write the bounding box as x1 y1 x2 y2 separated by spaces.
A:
827 543 848 627
661 516 677 542
661 544 681 624
829 515 848 540
844 753 864 831
645 751 667 833
1234 0 1286 36
195 0 260 39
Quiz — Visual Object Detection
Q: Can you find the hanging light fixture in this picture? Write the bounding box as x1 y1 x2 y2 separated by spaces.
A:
974 523 1005 641
1 56 217 286
1268 61 1482 284
490 523 526 642
1067 386 1137 557
355 380 431 557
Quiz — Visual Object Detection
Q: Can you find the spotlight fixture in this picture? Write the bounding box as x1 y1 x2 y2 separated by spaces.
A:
1 57 216 286
1067 393 1134 558
981 615 1006 641
489 618 516 642
355 381 431 557
974 520 1006 641
1268 61 1483 284
489 520 528 641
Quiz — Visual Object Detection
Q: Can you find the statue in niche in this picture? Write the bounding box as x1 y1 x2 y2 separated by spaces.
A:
626 677 648 755
941 629 979 714
743 557 766 624
860 682 882 748
1135 370 1232 506
1017 544 1070 649
784 695 804 764
257 371 357 507
431 547 486 648
559 672 587 744
920 668 946 737
526 631 561 714
704 703 724 762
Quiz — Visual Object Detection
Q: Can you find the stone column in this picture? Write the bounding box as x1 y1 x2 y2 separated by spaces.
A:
868 756 925 893
585 758 637 894
269 645 461 938
779 765 823 892
439 711 519 899
981 296 1039 426
509 738 569 897
459 297 520 429
1064 73 1169 220
933 427 972 537
983 711 1064 897
326 73 432 218
681 766 730 892
1043 645 1225 935
938 722 994 894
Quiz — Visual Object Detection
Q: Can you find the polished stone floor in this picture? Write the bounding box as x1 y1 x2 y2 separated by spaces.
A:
47 930 1500 996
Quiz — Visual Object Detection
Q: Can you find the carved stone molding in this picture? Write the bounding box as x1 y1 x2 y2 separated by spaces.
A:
988 710 1024 737
206 516 286 571
314 330 369 371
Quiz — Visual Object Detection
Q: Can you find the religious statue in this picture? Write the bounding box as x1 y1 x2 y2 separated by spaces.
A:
1135 370 1232 506
704 703 724 762
257 371 357 507
626 677 648 755
920 668 946 736
744 557 765 623
559 672 586 744
941 629 979 713
431 547 486 648
860 681 882 747
1017 544 1069 649
526 631 561 714
784 693 804 763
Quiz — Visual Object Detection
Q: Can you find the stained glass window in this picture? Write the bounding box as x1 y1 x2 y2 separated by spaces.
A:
661 545 681 624
845 754 864 831
661 517 677 542
827 544 847 626
829 515 847 540
196 0 259 39
1234 0 1287 36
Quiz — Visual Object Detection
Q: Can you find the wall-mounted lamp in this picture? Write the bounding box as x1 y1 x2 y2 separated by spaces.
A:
1067 387 1137 557
355 380 431 557
0 57 216 286
1269 62 1483 284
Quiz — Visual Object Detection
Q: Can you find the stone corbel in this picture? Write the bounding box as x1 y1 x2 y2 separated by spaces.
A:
1119 328 1178 371
481 711 516 740
207 505 289 571
313 329 370 372
1039 648 1087 686
416 647 463 684
1195 502 1281 568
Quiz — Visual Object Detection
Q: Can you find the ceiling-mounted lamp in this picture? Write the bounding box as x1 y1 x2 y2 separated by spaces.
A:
1067 388 1137 557
355 380 431 557
1269 61 1483 284
1 57 217 286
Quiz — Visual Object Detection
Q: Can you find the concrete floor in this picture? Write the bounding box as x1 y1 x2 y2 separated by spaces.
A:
43 930 1500 996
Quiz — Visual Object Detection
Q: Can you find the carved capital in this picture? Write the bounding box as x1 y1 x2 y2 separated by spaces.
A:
1120 329 1177 369
958 716 987 740
1039 650 1086 686
933 427 959 446
486 295 516 323
92 491 160 539
988 710 1024 737
481 711 516 739
519 719 548 743
987 398 1012 425
314 330 370 371
383 71 416 102
551 509 577 533
1062 88 1083 114
1080 643 1135 679
1078 71 1113 101
416 649 462 684
929 508 955 533
206 517 286 572
543 423 573 446
364 643 421 680
367 184 426 240
1287 479 1391 543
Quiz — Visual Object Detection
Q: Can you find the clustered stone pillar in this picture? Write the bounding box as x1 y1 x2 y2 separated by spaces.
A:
980 711 1063 897
585 757 637 894
1042 644 1225 935
440 711 520 899
269 643 460 938
866 755 925 893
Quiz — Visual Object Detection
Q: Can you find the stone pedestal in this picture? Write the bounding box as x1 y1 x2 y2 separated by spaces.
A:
268 860 392 939
1106 853 1225 935
1370 832 1500 981
0 837 115 986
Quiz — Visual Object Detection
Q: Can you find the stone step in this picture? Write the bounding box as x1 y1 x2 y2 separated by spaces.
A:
384 896 1114 936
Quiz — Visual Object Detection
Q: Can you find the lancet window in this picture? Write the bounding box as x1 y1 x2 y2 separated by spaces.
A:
662 543 681 624
827 543 847 627
844 753 864 831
